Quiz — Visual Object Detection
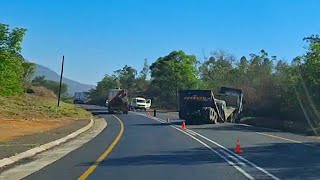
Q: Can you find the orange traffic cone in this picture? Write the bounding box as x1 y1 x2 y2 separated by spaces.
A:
166 118 170 123
235 139 242 154
182 121 186 129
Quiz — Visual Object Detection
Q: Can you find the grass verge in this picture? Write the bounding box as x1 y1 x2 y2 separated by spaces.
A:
0 94 91 120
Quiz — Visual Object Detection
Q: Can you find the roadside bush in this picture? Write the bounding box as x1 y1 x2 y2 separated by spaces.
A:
0 50 24 96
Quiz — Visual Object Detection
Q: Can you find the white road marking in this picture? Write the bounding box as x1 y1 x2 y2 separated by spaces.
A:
170 123 255 180
186 129 280 180
132 112 281 180
218 149 247 167
185 129 197 136
132 112 254 179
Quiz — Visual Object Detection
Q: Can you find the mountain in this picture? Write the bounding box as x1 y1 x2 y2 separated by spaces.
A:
33 64 95 95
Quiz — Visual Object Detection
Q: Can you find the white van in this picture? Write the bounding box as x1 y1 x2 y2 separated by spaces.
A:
130 97 151 110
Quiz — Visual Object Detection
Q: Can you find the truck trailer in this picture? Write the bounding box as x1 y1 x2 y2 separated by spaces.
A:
178 87 244 124
107 89 129 114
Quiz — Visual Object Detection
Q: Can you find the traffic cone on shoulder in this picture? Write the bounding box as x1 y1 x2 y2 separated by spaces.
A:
166 117 170 123
182 121 186 130
235 139 242 154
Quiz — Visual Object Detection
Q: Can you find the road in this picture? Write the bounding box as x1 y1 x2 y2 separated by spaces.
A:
10 105 320 179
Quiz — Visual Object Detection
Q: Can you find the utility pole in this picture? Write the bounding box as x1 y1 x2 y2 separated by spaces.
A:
57 55 64 107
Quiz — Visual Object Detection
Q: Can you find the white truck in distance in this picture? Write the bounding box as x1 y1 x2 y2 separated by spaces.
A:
73 92 88 104
130 97 151 110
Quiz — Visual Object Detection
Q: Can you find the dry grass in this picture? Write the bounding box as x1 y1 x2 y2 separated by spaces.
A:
0 94 91 120
29 86 57 99
0 119 73 142
0 94 92 142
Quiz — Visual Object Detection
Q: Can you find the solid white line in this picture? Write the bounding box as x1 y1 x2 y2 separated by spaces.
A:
132 112 281 180
131 112 254 180
171 124 255 180
218 149 247 167
186 129 280 180
185 129 197 136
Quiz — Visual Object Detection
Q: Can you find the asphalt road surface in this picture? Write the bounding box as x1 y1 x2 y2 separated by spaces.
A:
21 105 320 179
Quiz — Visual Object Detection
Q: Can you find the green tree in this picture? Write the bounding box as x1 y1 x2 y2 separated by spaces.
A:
135 59 150 95
0 23 27 53
45 80 68 95
114 65 137 90
0 23 32 96
88 75 119 105
199 50 234 90
22 61 36 88
32 76 68 96
150 50 198 106
32 76 46 86
0 50 24 95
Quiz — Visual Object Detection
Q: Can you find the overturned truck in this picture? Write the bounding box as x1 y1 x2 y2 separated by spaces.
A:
107 89 129 114
178 87 244 124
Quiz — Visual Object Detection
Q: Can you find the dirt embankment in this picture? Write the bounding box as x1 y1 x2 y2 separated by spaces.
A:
0 93 92 142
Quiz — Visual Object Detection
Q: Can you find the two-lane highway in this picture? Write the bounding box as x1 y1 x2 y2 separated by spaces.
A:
6 105 320 179
23 106 249 180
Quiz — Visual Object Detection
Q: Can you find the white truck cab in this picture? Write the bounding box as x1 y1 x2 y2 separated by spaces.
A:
130 97 151 110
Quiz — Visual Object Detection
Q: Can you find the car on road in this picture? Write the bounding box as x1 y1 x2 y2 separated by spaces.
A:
130 97 151 110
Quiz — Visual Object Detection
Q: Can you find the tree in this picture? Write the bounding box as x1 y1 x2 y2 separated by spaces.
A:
134 59 150 95
150 50 198 106
0 50 24 96
139 59 149 80
45 80 68 95
32 76 46 86
199 50 234 89
0 23 27 53
114 65 137 90
88 75 119 105
22 61 36 88
0 23 33 96
32 76 68 96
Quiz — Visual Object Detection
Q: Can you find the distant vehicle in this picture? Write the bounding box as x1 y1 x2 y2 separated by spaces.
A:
178 87 244 124
73 92 89 104
130 97 151 110
107 89 129 114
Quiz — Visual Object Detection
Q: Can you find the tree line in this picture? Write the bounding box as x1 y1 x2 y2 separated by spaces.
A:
0 23 68 98
90 35 320 128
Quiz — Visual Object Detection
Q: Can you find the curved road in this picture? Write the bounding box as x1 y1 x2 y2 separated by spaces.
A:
19 105 320 179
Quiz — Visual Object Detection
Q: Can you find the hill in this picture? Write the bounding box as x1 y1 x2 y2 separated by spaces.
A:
33 64 95 95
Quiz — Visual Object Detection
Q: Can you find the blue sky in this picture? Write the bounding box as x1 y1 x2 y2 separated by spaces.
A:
1 0 319 85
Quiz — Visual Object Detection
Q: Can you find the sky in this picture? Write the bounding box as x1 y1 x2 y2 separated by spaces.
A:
1 0 319 85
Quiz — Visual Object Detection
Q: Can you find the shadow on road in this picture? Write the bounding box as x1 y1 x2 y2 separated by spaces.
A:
130 121 183 127
78 147 223 167
79 105 122 115
239 142 320 179
78 142 320 179
190 123 279 133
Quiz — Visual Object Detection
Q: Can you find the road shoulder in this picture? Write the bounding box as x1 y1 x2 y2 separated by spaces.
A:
0 118 93 169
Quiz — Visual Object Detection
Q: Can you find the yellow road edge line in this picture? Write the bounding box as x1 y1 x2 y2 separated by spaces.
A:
78 115 124 180
255 132 301 144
